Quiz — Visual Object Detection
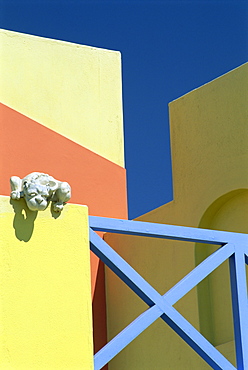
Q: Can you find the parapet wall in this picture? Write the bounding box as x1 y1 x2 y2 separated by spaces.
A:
0 197 93 369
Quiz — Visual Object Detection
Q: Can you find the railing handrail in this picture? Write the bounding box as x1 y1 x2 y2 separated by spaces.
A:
89 215 248 245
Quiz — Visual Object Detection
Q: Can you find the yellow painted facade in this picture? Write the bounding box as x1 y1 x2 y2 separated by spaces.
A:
0 196 93 369
104 63 248 369
0 29 124 167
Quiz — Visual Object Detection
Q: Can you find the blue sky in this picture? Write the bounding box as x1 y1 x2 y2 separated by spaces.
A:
1 0 247 219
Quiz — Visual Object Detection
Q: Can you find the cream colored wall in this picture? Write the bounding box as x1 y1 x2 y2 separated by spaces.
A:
105 63 248 369
0 196 93 369
0 29 124 167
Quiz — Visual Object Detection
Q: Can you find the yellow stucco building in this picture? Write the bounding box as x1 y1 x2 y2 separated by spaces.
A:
1 27 247 369
104 62 248 369
0 198 93 369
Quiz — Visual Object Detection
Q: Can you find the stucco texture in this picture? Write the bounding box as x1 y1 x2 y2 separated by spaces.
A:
0 197 93 369
0 29 124 167
104 63 248 369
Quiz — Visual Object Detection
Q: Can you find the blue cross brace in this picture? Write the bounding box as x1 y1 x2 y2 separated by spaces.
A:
89 217 248 370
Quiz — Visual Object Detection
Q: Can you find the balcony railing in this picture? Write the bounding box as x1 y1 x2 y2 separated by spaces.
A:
89 216 248 370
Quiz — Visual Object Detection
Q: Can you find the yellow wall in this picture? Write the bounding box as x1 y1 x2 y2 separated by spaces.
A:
0 29 124 167
104 233 210 370
104 63 248 369
0 196 93 369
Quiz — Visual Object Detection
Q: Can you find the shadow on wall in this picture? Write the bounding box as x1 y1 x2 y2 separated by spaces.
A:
10 198 38 242
195 189 248 350
10 198 61 242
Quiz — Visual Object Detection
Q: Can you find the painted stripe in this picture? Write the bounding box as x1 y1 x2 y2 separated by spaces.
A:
0 103 127 219
0 103 128 357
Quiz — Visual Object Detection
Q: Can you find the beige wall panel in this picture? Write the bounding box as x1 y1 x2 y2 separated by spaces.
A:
0 29 124 166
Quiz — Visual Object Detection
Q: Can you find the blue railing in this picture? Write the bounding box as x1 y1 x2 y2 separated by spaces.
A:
89 216 248 370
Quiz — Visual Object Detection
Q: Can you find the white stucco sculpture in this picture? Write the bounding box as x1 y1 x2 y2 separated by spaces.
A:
10 172 71 212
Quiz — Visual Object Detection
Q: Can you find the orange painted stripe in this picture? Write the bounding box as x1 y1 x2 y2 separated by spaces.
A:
0 103 127 289
1 103 128 357
0 103 127 219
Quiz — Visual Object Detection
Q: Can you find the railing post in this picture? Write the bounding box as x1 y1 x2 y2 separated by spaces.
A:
229 247 248 370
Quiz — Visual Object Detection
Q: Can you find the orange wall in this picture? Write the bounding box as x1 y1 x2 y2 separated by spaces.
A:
0 102 128 357
0 103 127 219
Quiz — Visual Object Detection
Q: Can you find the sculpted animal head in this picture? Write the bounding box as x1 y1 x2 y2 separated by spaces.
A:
10 172 70 213
22 176 58 212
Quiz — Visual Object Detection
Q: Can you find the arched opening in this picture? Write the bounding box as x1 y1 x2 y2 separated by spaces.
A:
195 189 248 347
